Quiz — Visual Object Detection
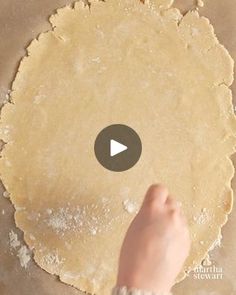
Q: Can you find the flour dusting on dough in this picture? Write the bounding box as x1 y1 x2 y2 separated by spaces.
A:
193 208 210 225
197 0 204 8
122 199 138 214
209 233 222 251
45 202 117 236
43 252 64 266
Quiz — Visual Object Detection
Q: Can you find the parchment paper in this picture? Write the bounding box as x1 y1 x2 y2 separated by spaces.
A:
0 0 236 294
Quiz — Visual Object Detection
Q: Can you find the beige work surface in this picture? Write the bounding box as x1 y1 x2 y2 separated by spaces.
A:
0 0 236 294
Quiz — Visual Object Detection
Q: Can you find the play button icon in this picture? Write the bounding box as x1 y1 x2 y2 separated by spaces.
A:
110 140 127 157
94 124 142 172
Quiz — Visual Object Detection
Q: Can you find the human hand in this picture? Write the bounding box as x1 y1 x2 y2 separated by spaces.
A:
116 184 191 294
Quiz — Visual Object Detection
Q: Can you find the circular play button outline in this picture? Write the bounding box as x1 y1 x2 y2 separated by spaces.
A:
94 124 142 172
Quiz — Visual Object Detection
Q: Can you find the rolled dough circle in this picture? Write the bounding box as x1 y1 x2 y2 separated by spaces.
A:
1 0 236 294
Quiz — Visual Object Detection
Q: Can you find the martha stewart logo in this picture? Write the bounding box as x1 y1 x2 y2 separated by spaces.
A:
193 264 223 280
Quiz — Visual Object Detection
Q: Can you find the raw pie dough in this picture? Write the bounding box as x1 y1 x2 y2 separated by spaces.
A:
1 0 236 294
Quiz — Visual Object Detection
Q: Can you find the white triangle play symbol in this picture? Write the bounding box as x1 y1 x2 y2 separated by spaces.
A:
110 139 128 157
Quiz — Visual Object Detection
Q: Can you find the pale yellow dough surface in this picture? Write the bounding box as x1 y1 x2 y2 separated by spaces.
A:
1 0 236 294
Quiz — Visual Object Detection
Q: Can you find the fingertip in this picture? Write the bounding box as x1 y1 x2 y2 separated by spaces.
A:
144 184 169 207
148 184 169 197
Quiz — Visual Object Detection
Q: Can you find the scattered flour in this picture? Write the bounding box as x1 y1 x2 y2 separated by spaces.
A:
197 0 204 7
193 208 209 225
29 234 36 241
91 56 101 63
90 228 97 235
33 94 46 105
43 251 64 266
15 206 26 211
46 208 53 215
209 233 222 251
17 246 31 268
122 199 137 214
61 271 80 280
9 230 21 249
47 208 71 231
2 90 11 104
2 125 11 135
2 209 5 215
46 201 116 236
3 191 10 198
9 230 31 268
